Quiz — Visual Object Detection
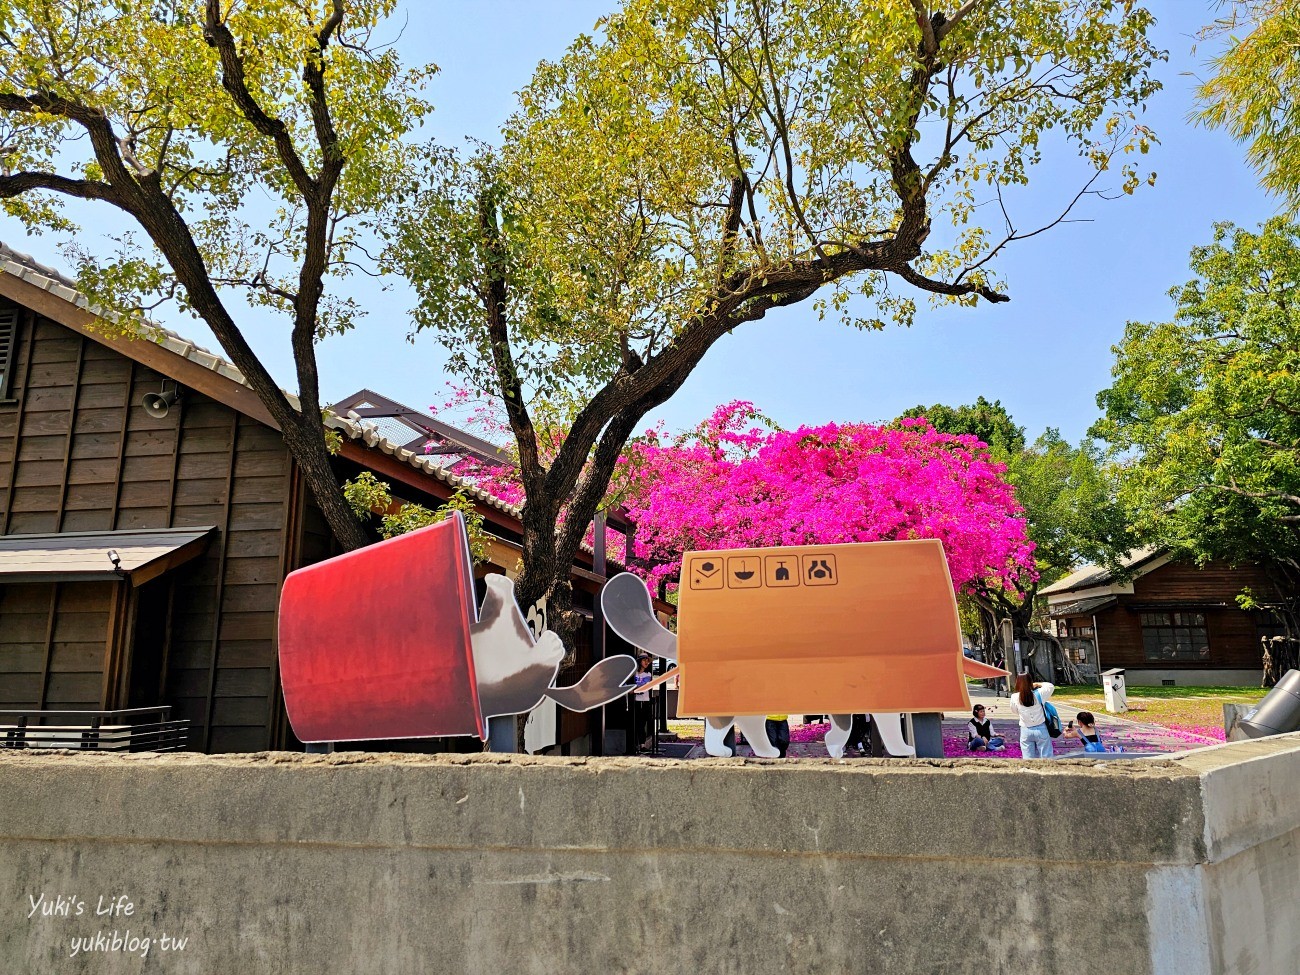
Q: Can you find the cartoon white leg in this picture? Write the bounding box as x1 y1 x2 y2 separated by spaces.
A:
734 715 780 758
826 714 852 758
704 717 736 757
869 712 916 758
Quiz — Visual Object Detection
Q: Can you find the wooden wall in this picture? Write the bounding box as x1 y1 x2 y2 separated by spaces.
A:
1090 560 1273 671
1 300 627 755
0 306 296 751
0 581 115 711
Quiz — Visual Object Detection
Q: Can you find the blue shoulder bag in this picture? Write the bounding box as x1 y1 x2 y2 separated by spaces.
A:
1036 691 1062 738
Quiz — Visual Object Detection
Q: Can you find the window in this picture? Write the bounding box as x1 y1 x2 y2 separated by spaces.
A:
0 306 17 398
1141 611 1209 662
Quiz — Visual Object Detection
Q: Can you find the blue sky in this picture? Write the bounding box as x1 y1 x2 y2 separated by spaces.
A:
0 0 1280 445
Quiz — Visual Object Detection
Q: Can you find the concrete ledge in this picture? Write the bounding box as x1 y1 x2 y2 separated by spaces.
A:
1122 669 1260 687
2 739 1299 974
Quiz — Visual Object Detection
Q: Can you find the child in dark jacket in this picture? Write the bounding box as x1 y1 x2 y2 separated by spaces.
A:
966 705 1005 751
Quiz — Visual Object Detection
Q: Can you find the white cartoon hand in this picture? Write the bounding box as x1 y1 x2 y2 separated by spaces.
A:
471 575 565 720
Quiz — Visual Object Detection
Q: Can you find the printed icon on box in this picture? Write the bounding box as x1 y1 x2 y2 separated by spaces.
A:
802 554 838 586
727 556 762 588
764 555 799 587
689 558 724 590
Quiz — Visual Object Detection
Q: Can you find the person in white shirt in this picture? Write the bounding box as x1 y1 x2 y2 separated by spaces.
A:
1006 670 1056 758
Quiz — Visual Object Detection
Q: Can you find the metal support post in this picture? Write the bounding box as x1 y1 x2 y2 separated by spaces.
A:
487 715 516 753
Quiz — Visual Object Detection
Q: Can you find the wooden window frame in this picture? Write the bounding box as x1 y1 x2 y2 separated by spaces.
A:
1140 611 1210 663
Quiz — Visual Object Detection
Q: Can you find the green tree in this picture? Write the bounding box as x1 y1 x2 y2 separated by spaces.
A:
0 0 433 551
1095 218 1300 678
1196 1 1300 210
392 0 1163 649
902 396 1027 455
342 472 492 562
901 397 1133 668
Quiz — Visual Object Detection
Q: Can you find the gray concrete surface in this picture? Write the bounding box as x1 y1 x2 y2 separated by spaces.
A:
2 737 1299 974
1121 669 1260 687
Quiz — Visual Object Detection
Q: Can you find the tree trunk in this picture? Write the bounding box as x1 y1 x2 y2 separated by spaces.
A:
1260 563 1300 686
282 416 373 553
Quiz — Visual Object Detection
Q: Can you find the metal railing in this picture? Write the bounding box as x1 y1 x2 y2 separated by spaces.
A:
0 706 188 752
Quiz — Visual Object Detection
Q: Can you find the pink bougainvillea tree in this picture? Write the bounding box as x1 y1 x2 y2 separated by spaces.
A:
435 392 1035 597
616 402 1036 594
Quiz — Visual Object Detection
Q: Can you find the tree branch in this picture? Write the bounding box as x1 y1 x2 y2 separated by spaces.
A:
202 0 315 196
935 0 983 42
895 264 1010 303
909 0 939 59
0 169 122 206
476 188 542 491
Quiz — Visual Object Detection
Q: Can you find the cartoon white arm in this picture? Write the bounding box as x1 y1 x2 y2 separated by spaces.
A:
470 575 566 720
601 573 678 662
471 575 636 719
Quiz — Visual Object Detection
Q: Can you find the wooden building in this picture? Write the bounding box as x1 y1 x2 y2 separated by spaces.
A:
0 243 644 753
1041 548 1276 686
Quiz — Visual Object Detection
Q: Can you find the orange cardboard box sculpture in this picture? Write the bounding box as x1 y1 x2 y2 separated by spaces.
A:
676 539 1001 717
603 538 1005 757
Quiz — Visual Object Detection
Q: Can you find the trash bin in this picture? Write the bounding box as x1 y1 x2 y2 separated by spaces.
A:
1102 668 1127 713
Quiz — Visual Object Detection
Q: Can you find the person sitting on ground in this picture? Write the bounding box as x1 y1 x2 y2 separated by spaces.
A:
966 704 1006 752
1062 710 1107 753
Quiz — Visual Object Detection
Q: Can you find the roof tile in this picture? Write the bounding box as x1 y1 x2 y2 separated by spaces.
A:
0 239 527 522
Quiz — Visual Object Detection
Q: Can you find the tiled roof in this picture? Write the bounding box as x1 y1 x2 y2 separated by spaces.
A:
328 410 523 520
0 242 254 389
1038 546 1164 596
1044 594 1119 618
0 241 524 522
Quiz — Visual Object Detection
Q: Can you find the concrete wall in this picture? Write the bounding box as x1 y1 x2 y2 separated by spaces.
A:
1124 668 1260 687
3 739 1300 974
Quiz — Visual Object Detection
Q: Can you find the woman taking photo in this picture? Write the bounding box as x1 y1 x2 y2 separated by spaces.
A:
1007 671 1056 758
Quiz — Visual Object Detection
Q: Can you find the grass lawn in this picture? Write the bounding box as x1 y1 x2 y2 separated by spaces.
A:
1050 684 1267 731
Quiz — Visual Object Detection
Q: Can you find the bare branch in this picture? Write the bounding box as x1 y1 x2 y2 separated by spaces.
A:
202 0 315 196
0 168 122 205
116 135 152 178
935 0 983 42
955 168 1106 284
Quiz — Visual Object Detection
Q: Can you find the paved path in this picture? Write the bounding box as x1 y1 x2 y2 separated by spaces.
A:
666 685 1223 759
